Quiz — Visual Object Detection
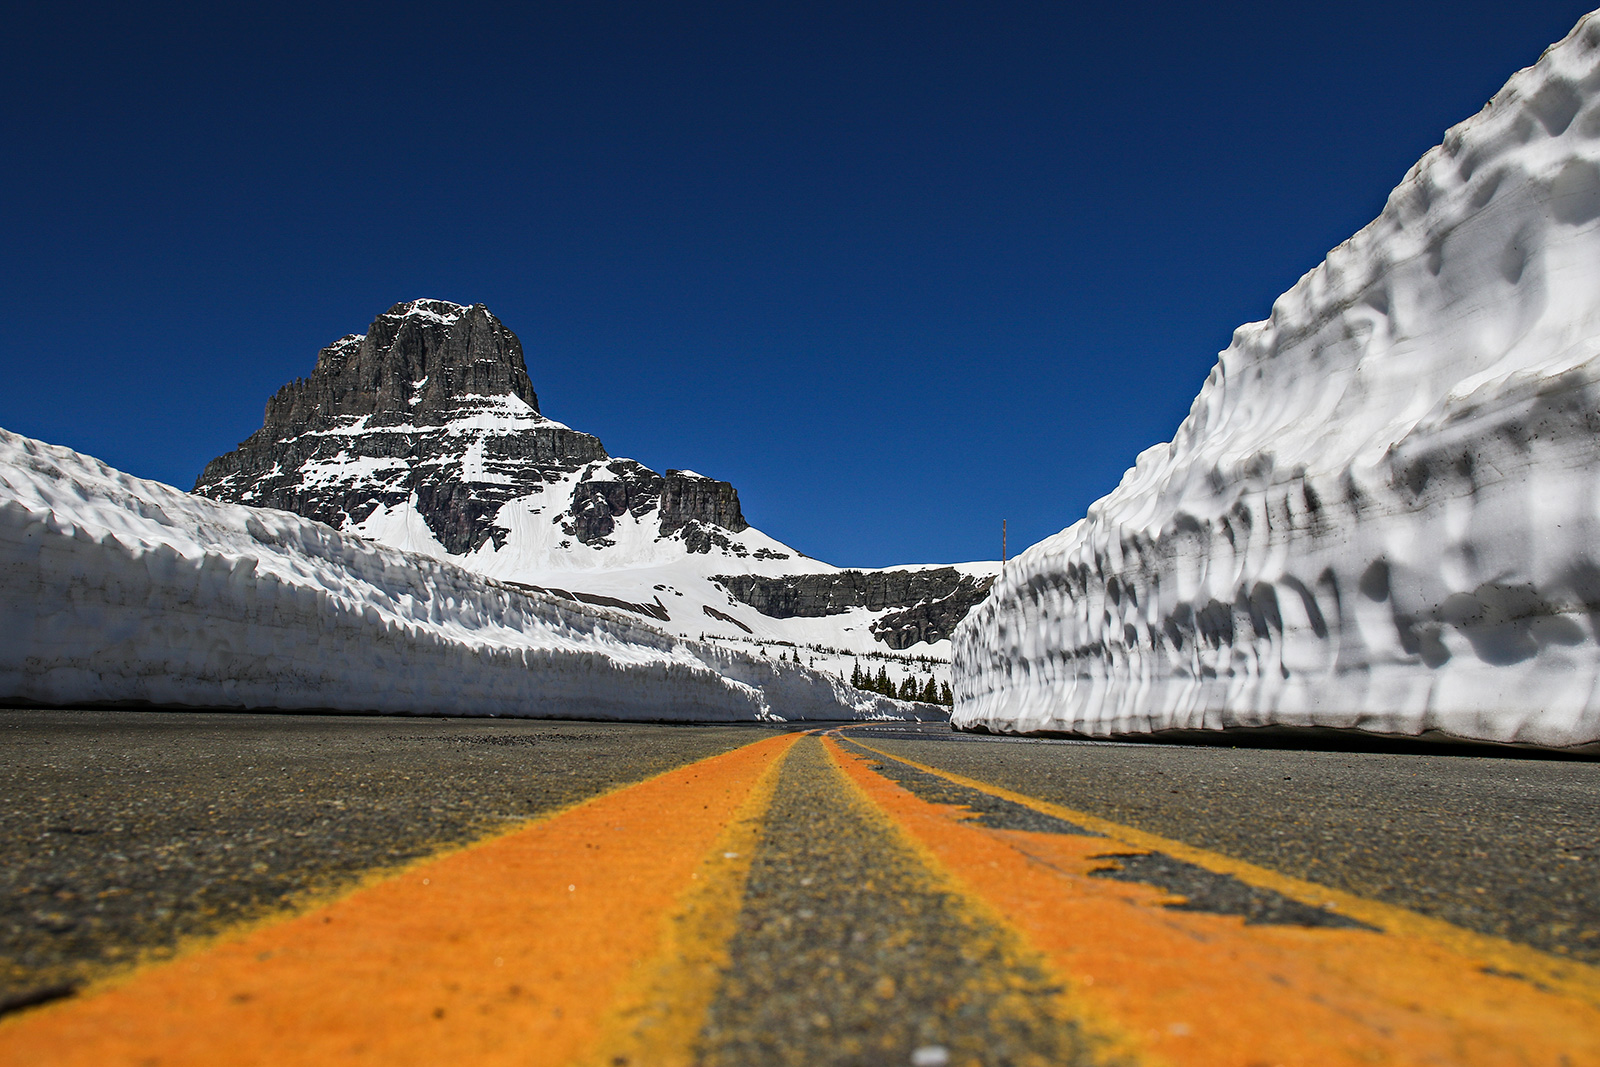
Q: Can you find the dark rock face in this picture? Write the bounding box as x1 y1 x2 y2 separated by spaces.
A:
661 471 747 535
194 300 749 556
256 300 539 434
712 569 995 649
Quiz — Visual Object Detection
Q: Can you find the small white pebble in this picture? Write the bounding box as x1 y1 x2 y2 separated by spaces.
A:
910 1045 950 1067
422 878 430 886
723 852 739 859
568 884 576 892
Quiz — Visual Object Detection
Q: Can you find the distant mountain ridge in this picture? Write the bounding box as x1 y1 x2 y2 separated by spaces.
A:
196 299 996 687
712 569 993 650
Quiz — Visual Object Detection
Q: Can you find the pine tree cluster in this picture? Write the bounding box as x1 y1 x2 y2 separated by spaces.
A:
848 661 952 705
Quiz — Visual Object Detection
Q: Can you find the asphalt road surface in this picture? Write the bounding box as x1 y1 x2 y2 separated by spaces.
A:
2 708 1598 1065
851 721 1600 964
0 709 767 1007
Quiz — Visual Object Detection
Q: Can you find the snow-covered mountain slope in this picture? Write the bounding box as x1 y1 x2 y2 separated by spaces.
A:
0 428 925 721
195 299 996 686
954 9 1600 748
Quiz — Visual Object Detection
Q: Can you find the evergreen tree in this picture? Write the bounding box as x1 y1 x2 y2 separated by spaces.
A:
920 676 939 703
876 666 891 695
939 681 953 705
898 675 916 700
850 661 863 688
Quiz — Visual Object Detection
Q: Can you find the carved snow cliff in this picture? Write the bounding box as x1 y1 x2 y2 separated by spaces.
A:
953 10 1600 747
0 429 919 721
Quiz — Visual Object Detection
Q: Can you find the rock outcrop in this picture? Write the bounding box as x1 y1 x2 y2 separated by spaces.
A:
253 300 540 432
714 569 994 649
195 298 995 661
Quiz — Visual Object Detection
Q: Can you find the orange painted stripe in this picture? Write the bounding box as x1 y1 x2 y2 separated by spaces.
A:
828 736 1600 1067
0 732 798 1067
847 735 1600 1008
577 732 789 1067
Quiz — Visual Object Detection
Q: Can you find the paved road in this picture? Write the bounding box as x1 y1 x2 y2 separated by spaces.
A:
3 709 1599 1065
0 709 775 1009
852 720 1600 964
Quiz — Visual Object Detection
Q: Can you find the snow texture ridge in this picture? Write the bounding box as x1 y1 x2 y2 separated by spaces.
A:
0 428 919 722
954 9 1600 748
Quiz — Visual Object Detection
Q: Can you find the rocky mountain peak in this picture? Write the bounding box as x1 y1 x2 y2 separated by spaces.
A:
196 300 757 561
254 299 539 441
192 299 1000 663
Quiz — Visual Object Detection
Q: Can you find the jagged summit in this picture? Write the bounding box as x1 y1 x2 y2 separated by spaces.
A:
255 299 541 436
195 300 755 560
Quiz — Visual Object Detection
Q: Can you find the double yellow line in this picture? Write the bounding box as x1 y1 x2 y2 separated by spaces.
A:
5 728 1598 1065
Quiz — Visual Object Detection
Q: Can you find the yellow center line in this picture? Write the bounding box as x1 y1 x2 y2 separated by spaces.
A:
814 737 1146 1066
842 735 1600 1008
575 734 794 1066
0 733 799 1067
830 735 1600 1066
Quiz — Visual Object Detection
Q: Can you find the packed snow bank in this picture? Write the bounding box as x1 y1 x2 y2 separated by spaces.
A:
954 10 1600 748
0 429 921 722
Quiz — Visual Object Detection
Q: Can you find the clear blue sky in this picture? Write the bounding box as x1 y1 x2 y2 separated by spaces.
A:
1 2 1590 567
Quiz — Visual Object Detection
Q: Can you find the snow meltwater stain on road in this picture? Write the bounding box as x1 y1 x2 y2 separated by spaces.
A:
6 727 1600 1065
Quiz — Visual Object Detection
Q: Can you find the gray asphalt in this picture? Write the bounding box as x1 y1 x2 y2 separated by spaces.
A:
7 705 1599 1041
698 736 1103 1067
0 708 776 1012
849 722 1600 964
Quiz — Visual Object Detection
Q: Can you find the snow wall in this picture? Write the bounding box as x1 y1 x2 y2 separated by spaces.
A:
0 430 920 722
953 10 1600 748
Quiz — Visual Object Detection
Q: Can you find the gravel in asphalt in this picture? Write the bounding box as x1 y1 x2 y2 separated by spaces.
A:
859 725 1600 963
0 708 771 1010
696 736 1107 1067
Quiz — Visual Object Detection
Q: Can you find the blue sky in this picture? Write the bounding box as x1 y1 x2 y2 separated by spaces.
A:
1 1 1591 567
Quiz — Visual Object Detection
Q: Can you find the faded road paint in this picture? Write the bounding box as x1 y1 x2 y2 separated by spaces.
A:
830 734 1600 1065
